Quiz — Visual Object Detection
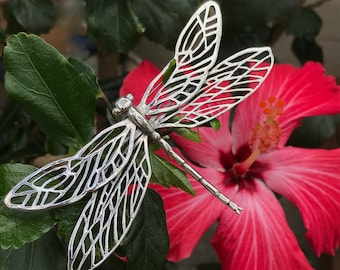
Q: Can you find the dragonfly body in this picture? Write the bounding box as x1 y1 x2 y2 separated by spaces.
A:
114 94 161 141
114 93 243 213
5 1 273 269
157 137 243 213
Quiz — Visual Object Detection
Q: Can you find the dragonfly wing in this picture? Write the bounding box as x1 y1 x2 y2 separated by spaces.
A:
4 119 137 210
68 135 151 270
157 47 274 128
138 1 222 116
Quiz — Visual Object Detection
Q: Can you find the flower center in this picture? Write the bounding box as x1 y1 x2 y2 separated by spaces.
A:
233 96 284 177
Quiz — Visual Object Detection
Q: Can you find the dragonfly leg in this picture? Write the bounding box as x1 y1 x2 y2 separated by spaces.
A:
158 138 242 214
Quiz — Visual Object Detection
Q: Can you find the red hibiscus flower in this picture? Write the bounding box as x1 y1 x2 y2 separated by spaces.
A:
120 60 340 269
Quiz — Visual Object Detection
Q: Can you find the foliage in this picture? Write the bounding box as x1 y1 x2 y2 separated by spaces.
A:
0 33 172 270
3 0 57 36
0 0 326 61
4 33 101 149
0 230 67 270
0 164 56 249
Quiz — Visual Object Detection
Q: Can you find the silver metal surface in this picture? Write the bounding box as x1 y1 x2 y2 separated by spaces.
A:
4 1 273 269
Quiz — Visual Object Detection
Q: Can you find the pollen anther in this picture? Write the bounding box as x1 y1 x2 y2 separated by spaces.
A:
235 96 285 176
250 96 285 153
263 108 271 115
259 101 267 108
268 96 276 103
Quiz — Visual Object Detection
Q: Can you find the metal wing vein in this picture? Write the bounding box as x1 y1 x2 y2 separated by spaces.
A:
3 2 275 270
4 119 136 210
68 135 151 270
156 47 274 128
138 1 222 116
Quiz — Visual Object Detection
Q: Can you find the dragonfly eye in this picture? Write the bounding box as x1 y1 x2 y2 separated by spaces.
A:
112 95 134 115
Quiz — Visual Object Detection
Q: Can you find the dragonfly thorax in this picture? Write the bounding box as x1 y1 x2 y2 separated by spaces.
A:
112 94 160 140
112 94 134 115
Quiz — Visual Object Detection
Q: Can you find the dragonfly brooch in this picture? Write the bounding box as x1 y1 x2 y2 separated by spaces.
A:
5 1 273 269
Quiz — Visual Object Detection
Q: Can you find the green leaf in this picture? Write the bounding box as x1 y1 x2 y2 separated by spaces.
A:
0 164 36 197
149 152 195 195
0 27 6 44
162 59 176 84
221 0 298 32
45 136 67 155
125 189 169 270
131 0 202 49
0 230 66 270
288 115 340 148
85 0 145 53
286 7 322 40
53 199 88 243
0 104 30 162
68 57 102 97
173 127 201 142
291 37 323 64
5 0 57 34
0 164 56 249
98 255 127 270
221 26 271 54
4 33 99 149
210 118 221 131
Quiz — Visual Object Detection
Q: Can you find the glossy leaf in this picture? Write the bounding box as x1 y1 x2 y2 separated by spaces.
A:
45 136 67 156
221 25 272 54
210 118 221 131
0 230 66 270
5 0 56 34
131 0 202 49
291 37 323 64
286 7 322 39
98 255 127 270
125 189 169 270
85 0 145 52
149 152 195 195
0 27 6 44
173 127 202 142
0 104 29 162
162 59 176 84
220 0 298 32
288 115 340 148
0 164 56 249
4 33 99 149
52 199 88 243
68 57 102 96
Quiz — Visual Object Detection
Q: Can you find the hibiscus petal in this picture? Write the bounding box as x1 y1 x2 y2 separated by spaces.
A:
257 147 340 255
211 179 312 270
171 111 233 171
232 62 340 152
151 167 228 261
120 60 160 104
150 149 233 261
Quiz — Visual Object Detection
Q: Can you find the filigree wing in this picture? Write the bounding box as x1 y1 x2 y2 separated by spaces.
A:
68 135 151 270
137 1 222 116
157 47 274 128
4 119 137 210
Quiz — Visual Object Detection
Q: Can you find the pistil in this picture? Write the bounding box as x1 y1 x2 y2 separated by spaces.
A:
233 96 284 177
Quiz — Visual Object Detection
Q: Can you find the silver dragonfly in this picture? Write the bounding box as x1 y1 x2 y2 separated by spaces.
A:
5 1 273 269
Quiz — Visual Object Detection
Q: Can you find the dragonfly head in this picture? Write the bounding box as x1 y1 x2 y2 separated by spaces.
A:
112 94 134 115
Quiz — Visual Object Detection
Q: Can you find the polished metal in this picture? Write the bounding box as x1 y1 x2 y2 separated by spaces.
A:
4 1 273 269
